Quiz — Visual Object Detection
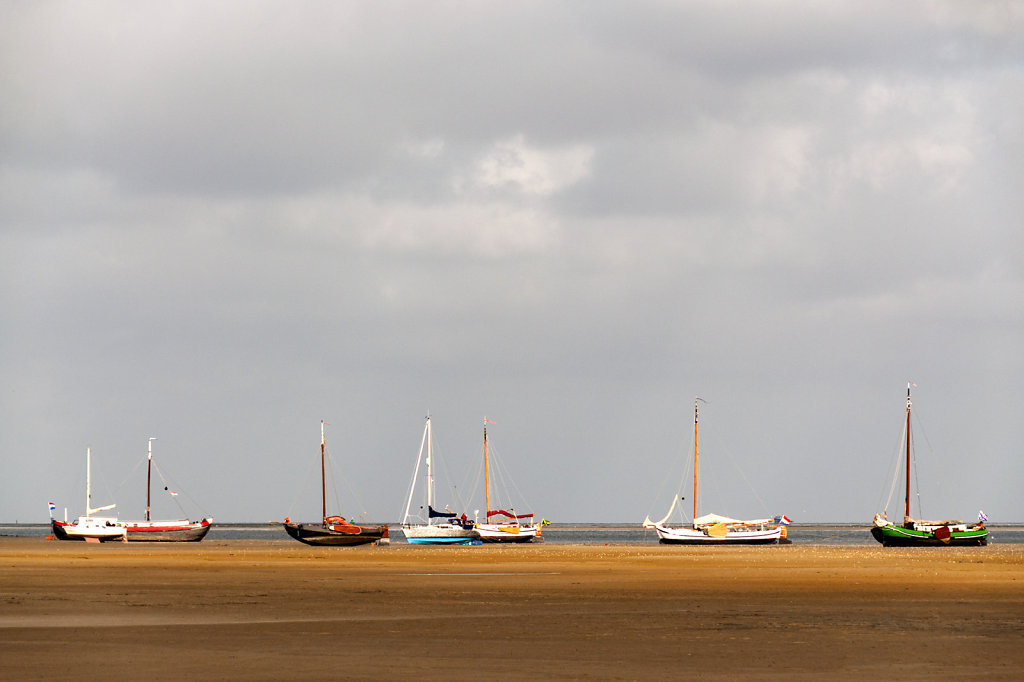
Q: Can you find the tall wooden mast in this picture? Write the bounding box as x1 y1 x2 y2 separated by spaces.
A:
484 419 491 522
321 421 327 524
146 437 156 522
693 398 699 524
904 384 912 525
86 447 91 518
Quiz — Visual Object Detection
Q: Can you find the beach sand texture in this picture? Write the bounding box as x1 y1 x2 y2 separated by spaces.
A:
2 537 1022 680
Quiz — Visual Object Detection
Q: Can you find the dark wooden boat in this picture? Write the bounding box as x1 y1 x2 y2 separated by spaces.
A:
284 516 388 546
282 421 388 547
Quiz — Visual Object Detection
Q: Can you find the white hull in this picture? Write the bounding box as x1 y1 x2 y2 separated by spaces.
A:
402 523 479 544
654 523 781 545
52 517 127 542
476 523 539 542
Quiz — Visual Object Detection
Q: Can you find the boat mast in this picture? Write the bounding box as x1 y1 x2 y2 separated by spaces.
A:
904 383 912 524
146 437 155 522
401 416 430 525
86 447 91 519
484 418 490 523
426 417 434 525
693 400 699 524
321 421 328 524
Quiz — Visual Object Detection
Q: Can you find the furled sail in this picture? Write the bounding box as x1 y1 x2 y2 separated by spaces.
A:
487 509 534 520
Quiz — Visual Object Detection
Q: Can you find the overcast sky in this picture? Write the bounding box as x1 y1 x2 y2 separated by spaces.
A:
3 2 1021 526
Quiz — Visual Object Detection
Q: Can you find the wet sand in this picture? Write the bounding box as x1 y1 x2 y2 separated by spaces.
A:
2 536 1022 680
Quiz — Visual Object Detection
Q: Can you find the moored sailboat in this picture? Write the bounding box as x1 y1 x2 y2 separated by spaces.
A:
122 438 212 542
283 421 389 546
474 418 541 543
401 416 479 545
644 398 784 545
50 447 127 542
870 383 988 547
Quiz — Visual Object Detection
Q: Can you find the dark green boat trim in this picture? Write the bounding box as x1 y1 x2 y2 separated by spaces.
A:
870 524 988 547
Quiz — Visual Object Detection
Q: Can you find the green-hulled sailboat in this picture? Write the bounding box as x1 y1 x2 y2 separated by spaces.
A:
870 383 988 547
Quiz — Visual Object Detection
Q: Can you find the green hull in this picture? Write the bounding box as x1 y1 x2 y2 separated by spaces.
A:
870 524 988 547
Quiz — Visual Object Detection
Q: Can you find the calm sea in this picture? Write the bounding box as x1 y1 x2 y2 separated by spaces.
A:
4 523 1023 545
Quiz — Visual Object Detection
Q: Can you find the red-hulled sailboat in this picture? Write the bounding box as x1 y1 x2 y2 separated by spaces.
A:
121 438 212 542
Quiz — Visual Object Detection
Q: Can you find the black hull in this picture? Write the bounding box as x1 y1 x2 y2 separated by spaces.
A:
480 535 536 544
284 522 387 546
51 520 73 540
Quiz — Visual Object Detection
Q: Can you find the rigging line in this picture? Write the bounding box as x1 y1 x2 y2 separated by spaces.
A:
490 442 535 514
717 439 771 516
324 446 341 516
150 460 202 517
324 445 372 522
646 413 694 524
498 460 525 515
911 436 923 520
287 447 320 518
432 433 471 514
505 461 533 512
656 435 693 525
465 444 485 513
401 427 426 524
912 408 957 516
485 443 509 510
453 443 479 513
91 459 118 512
113 456 147 495
499 461 522 512
881 420 907 516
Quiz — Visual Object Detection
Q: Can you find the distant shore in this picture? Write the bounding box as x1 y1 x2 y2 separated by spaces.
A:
2 537 1022 680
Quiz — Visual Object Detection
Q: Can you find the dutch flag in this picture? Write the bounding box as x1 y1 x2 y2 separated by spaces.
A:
979 510 988 523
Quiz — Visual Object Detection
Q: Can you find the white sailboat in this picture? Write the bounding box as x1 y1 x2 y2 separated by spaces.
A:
401 416 480 545
474 418 541 543
50 448 127 542
644 398 784 545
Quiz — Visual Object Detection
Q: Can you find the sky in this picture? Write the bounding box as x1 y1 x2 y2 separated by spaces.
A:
2 2 1021 525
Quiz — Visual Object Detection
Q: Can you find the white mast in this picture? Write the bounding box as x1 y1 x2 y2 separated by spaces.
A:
147 437 156 522
426 417 434 525
85 447 91 519
84 446 115 517
402 416 431 525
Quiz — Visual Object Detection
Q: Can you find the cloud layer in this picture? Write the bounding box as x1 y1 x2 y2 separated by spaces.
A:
2 2 1021 524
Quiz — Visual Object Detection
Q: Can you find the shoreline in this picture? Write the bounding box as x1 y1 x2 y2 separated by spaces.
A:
3 538 1022 679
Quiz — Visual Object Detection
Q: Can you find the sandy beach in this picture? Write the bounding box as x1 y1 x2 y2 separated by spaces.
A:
2 536 1022 680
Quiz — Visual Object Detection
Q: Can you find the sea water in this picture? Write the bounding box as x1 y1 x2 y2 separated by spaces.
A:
4 523 1023 545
